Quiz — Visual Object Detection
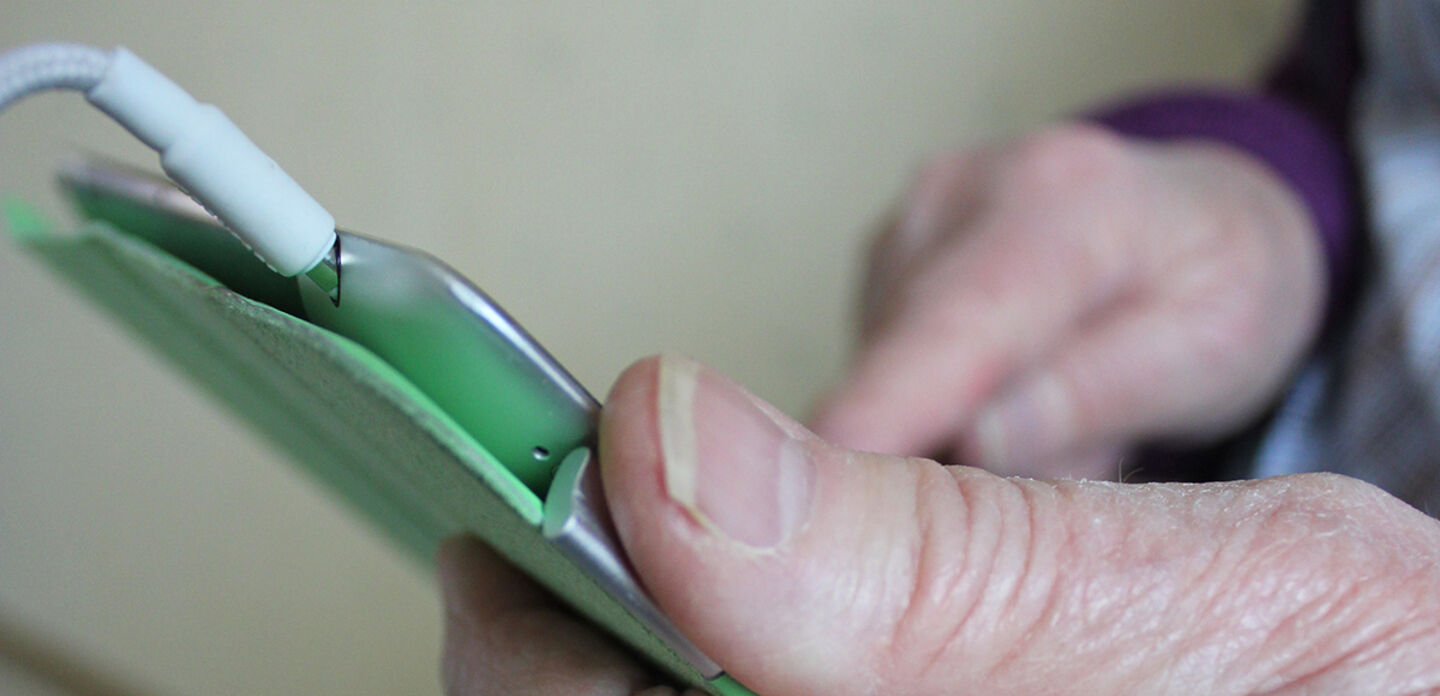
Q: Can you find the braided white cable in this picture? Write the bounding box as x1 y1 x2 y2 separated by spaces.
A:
0 42 336 278
0 43 111 112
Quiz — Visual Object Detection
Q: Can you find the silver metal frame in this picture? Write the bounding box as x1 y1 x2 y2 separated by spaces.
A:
543 448 722 679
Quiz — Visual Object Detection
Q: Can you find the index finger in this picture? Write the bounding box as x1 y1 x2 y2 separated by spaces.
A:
811 130 1146 457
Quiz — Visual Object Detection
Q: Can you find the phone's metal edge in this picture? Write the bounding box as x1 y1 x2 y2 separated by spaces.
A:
429 259 598 414
543 449 724 681
59 157 216 223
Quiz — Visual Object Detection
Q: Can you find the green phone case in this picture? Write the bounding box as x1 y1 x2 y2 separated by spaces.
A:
5 201 754 696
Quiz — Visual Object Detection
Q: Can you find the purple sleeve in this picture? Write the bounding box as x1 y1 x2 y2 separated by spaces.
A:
1089 91 1354 297
1087 0 1361 312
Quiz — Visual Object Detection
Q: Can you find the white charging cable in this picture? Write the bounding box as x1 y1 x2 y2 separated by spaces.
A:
0 42 337 282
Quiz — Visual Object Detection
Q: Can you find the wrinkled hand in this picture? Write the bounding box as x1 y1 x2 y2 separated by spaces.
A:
440 356 1440 695
811 125 1325 478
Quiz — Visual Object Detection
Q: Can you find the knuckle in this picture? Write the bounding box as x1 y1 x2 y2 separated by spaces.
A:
914 149 969 187
1266 473 1407 524
1005 123 1135 191
1239 475 1440 671
1178 271 1304 424
880 466 1062 686
1191 289 1269 368
1247 473 1440 571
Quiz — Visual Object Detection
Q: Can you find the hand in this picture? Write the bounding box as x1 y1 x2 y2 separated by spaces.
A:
811 124 1325 478
440 356 1440 695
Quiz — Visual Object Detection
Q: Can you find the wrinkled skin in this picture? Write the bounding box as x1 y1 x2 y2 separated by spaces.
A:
439 129 1440 695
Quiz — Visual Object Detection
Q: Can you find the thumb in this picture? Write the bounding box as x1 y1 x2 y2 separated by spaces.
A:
601 356 1440 695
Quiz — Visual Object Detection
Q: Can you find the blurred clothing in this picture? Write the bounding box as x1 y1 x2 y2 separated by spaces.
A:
1256 0 1440 516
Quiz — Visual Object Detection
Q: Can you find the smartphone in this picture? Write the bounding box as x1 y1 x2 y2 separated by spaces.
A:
60 159 595 495
57 159 730 687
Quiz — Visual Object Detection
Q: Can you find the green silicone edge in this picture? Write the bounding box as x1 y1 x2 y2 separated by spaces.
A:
2 196 52 242
708 675 760 696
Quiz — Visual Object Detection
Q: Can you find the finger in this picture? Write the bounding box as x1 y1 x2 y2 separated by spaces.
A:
862 150 987 337
436 536 660 696
960 298 1187 475
603 355 1440 695
812 128 1146 458
960 277 1295 476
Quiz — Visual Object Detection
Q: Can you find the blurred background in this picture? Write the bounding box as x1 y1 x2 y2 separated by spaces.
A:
0 3 1295 694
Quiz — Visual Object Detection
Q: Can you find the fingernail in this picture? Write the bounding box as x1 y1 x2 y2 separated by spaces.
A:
657 355 812 550
972 372 1067 471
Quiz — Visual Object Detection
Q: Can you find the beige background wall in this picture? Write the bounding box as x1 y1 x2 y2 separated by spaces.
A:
0 3 1295 694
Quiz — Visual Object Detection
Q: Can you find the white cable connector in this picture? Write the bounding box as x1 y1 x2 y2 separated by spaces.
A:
1 43 336 278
